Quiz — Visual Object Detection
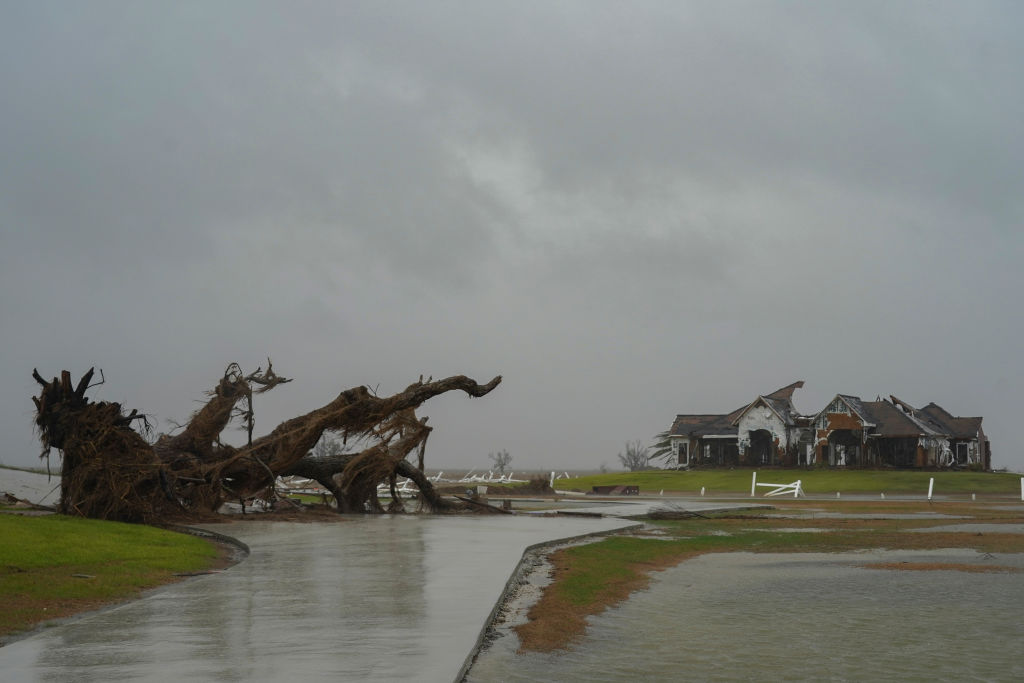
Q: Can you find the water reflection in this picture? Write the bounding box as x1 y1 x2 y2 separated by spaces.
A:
1 515 630 682
469 550 1024 682
28 521 430 681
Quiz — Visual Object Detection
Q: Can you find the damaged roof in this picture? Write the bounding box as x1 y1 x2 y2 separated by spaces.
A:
670 410 742 437
675 381 806 436
879 395 980 438
836 394 874 425
859 400 929 437
918 403 983 439
817 394 979 439
668 383 985 443
765 380 805 401
731 381 807 427
762 396 798 425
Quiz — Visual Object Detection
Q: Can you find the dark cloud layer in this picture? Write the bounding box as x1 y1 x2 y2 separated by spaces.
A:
2 1 1021 472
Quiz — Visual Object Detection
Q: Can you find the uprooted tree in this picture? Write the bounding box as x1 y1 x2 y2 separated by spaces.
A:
32 363 501 523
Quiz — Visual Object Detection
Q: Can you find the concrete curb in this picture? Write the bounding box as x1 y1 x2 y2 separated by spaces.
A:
162 524 251 565
455 521 641 683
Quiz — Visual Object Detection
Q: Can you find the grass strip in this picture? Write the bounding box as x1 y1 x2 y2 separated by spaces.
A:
556 469 1022 495
517 501 1024 652
516 534 738 652
0 514 218 641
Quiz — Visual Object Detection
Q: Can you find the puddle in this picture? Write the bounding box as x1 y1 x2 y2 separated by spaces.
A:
910 523 1024 534
468 550 1024 681
785 512 969 520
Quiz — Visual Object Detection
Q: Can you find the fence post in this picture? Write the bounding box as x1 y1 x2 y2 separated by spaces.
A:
751 471 757 497
927 477 934 501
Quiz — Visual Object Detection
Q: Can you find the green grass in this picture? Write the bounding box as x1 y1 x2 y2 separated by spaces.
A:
556 534 736 605
555 469 1022 495
0 515 218 639
288 492 333 504
521 499 1024 650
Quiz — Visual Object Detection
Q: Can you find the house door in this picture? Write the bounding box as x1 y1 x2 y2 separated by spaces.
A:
955 442 968 466
828 431 861 467
750 430 773 465
677 442 688 466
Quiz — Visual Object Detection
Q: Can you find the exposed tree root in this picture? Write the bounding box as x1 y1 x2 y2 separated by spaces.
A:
33 364 500 522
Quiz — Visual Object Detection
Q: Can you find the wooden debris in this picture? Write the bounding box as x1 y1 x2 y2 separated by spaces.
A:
32 364 500 522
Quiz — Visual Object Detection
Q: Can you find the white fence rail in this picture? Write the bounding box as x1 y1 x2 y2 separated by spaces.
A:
750 471 804 498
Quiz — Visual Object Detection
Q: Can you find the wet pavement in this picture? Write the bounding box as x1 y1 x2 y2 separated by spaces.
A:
0 471 762 682
0 515 637 682
11 466 1012 681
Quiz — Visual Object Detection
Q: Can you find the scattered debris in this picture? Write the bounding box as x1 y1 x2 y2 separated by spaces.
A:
453 495 514 514
647 504 709 520
0 491 54 513
589 485 639 496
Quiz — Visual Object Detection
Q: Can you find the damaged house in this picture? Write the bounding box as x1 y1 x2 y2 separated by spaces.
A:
667 382 811 468
667 382 990 469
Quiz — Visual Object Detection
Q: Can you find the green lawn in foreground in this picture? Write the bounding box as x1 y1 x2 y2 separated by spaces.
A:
555 469 1022 495
0 515 218 639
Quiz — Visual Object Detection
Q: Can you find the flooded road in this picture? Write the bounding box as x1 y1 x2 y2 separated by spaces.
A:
8 482 1016 681
0 515 632 682
469 549 1024 682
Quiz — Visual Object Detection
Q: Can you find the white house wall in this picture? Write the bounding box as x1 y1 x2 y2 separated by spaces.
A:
737 408 788 453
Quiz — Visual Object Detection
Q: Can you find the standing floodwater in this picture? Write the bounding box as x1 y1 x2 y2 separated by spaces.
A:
468 550 1024 682
0 515 631 682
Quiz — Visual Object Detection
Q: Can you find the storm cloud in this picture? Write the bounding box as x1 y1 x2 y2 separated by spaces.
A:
2 1 1021 472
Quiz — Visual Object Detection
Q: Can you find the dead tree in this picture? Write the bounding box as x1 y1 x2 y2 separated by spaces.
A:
32 363 500 522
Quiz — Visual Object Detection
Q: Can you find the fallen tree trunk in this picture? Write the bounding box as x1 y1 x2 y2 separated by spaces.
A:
282 411 456 513
33 364 500 522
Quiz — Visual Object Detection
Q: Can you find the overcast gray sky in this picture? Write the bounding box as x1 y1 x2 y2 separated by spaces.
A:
2 1 1021 473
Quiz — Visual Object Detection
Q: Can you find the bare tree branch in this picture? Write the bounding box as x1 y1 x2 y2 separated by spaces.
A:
31 365 500 522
